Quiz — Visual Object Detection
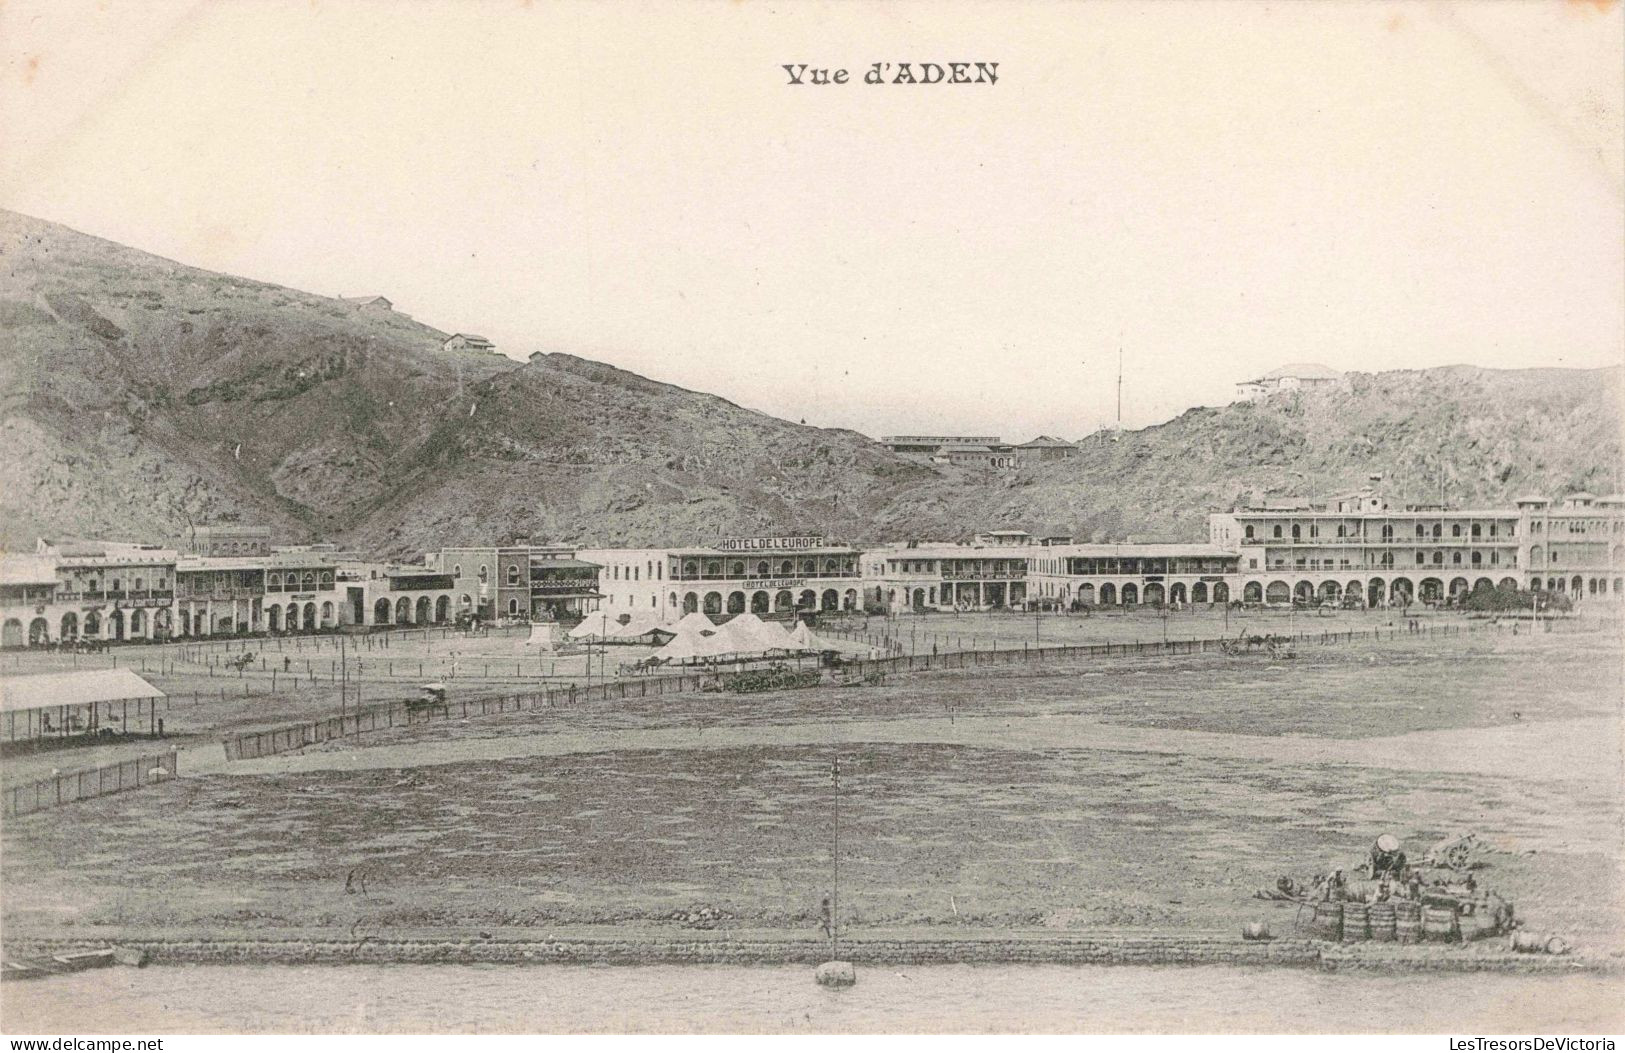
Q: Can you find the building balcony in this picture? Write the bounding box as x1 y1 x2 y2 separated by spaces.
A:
673 570 860 582
941 568 1028 580
531 580 598 595
1058 568 1239 578
176 587 263 602
1258 563 1518 574
1249 536 1517 546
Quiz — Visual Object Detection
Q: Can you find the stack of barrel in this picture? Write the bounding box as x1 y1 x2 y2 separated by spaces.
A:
1341 902 1369 943
1308 901 1343 941
1367 901 1397 942
1422 903 1461 942
1310 898 1441 944
1394 900 1422 944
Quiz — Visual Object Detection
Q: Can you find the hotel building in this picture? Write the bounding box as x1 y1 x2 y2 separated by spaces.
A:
668 537 862 618
863 541 1031 611
428 543 602 622
1207 488 1623 607
1026 544 1241 608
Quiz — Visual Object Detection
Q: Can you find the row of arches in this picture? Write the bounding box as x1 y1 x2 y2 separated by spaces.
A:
1532 575 1623 597
1045 580 1232 607
2 608 180 646
679 558 857 579
1234 576 1528 607
263 601 337 633
677 588 857 616
372 594 453 626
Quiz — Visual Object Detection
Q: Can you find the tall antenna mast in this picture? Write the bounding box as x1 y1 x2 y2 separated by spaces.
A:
1116 345 1123 428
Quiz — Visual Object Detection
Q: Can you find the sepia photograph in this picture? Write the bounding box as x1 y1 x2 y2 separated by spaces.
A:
0 0 1622 1039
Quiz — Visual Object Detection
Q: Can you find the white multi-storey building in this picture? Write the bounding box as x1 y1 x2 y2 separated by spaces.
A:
1207 489 1622 607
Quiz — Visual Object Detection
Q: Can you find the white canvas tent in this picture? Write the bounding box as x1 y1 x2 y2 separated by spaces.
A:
785 620 836 653
673 611 718 636
650 632 705 663
610 611 669 641
568 611 616 640
652 614 788 664
722 613 791 653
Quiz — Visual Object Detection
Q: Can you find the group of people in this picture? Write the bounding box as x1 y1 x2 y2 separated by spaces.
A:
1316 834 1475 904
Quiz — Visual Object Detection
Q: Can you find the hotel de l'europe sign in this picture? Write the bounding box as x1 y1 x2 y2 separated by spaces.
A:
715 535 832 553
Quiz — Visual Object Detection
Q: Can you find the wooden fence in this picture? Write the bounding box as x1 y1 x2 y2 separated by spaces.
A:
219 623 1486 764
222 672 717 761
3 750 180 818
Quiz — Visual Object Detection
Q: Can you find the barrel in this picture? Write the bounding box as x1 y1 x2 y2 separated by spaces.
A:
1510 931 1569 955
1341 902 1370 943
1367 902 1397 942
1422 904 1460 943
1460 902 1503 942
1309 901 1343 942
1394 901 1422 944
1241 921 1272 941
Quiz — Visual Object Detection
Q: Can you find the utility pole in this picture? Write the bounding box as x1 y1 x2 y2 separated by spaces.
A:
340 633 348 720
830 754 841 960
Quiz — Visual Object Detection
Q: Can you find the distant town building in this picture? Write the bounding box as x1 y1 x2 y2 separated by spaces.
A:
973 530 1034 547
443 333 497 354
186 524 271 557
1016 436 1078 462
883 434 1076 469
1235 363 1344 401
340 295 393 312
881 435 1002 456
931 444 1018 469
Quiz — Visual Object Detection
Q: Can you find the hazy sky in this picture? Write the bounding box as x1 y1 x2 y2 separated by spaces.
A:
3 0 1622 439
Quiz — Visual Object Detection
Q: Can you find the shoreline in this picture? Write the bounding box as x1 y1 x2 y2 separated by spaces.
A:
5 929 1613 975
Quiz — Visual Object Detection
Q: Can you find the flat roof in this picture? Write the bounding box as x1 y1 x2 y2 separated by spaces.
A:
1042 543 1237 559
0 669 166 714
878 545 1036 560
672 546 859 557
0 556 59 586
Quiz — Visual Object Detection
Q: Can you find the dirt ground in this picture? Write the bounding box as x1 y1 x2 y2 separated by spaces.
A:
0 609 1498 785
3 626 1619 952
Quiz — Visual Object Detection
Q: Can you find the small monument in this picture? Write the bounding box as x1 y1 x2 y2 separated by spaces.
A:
525 620 559 650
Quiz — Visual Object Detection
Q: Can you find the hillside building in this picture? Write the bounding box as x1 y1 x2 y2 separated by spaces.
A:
1234 363 1344 401
340 295 393 312
185 524 272 557
443 333 497 354
1016 436 1078 462
881 435 1001 456
883 434 1077 469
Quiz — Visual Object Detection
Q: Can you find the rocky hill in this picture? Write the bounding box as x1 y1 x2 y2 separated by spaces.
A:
1 209 1618 557
884 365 1624 544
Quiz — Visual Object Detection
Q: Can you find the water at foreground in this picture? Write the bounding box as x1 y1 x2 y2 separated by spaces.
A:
4 964 1622 1034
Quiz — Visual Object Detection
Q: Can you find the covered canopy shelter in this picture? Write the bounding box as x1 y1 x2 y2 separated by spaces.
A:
1 668 167 747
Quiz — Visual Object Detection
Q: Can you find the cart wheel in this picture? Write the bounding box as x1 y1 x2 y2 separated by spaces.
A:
1445 842 1472 870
